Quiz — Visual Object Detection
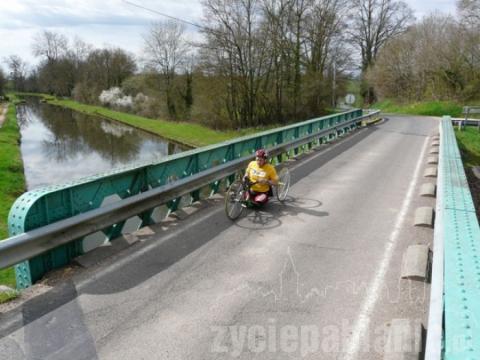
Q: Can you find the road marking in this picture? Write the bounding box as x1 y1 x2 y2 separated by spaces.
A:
342 135 430 359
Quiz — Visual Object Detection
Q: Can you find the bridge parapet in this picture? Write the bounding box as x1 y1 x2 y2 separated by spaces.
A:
426 116 480 359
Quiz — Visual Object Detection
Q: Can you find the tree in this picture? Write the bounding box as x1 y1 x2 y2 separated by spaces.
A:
4 55 27 92
458 0 480 28
201 0 271 127
74 48 136 103
0 67 6 96
32 30 68 62
349 0 414 103
143 20 191 118
369 13 472 101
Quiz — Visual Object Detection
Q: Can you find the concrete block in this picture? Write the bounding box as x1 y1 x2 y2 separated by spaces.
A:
424 167 437 178
414 207 434 227
401 245 430 280
473 166 480 180
429 148 439 154
431 140 439 147
432 136 439 141
427 156 438 164
384 319 422 360
420 183 436 197
74 235 139 268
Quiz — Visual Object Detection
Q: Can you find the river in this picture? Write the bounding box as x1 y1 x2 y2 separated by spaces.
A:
17 98 187 190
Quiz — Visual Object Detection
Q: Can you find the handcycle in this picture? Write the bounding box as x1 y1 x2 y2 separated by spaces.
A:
224 166 291 220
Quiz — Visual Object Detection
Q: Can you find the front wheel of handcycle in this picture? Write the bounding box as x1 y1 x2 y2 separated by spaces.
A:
275 167 291 202
225 180 245 220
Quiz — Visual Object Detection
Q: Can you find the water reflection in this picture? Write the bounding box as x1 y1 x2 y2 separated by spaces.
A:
17 97 186 190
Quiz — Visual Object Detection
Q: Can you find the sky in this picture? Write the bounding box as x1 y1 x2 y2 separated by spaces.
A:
0 0 458 72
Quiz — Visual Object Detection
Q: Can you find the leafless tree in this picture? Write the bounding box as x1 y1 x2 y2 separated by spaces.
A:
348 0 414 103
4 55 28 91
458 0 480 28
143 20 191 118
201 0 270 127
32 30 68 63
0 67 6 95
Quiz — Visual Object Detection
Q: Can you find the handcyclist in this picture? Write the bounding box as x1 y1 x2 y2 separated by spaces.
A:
243 149 279 205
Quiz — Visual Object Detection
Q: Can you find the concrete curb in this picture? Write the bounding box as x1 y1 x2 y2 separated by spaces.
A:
384 319 423 360
473 166 480 180
401 245 430 280
362 117 384 126
420 183 436 197
427 156 438 165
424 167 437 178
414 207 434 227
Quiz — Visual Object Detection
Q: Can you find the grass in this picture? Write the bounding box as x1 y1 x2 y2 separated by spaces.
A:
373 99 464 117
0 98 26 291
0 289 19 304
455 126 480 168
15 92 269 148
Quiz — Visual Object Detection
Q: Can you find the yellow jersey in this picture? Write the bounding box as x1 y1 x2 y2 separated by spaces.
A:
246 161 278 193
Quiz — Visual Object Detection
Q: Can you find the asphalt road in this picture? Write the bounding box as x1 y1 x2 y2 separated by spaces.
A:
0 115 438 360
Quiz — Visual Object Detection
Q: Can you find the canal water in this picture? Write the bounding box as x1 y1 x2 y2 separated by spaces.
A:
17 97 187 190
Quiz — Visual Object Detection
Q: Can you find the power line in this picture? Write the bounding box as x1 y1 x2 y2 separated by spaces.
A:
122 0 208 32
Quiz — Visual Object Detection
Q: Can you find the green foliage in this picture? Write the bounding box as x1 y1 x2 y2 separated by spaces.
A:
455 126 480 168
0 102 26 288
0 289 19 304
373 99 463 117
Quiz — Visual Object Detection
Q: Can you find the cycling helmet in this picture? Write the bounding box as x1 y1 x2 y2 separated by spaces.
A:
255 149 268 159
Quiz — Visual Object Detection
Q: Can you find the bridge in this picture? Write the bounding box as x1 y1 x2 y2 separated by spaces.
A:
0 109 477 359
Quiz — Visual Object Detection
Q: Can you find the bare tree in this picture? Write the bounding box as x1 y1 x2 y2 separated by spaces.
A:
4 55 28 91
201 0 271 127
32 30 68 62
143 20 191 118
458 0 480 28
349 0 414 103
0 67 6 95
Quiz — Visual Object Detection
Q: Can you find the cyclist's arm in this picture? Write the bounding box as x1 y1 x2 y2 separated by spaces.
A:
267 166 279 186
243 164 251 181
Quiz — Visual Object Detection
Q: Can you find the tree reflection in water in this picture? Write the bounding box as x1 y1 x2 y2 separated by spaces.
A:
17 97 186 189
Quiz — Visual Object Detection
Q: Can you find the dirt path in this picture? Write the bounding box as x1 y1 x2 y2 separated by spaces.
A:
0 103 7 128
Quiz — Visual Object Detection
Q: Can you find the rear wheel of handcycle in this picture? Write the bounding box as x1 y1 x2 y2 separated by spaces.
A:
275 167 291 202
225 180 245 220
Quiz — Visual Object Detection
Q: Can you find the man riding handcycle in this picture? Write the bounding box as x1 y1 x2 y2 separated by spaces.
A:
225 149 291 220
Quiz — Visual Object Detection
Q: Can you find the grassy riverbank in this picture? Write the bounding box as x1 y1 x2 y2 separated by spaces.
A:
0 99 26 295
373 100 463 117
15 93 267 148
455 127 480 168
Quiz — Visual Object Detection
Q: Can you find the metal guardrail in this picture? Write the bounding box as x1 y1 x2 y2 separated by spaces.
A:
426 116 480 359
4 109 379 288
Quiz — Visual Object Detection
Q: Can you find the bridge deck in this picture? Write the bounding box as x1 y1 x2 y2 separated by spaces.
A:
0 116 438 359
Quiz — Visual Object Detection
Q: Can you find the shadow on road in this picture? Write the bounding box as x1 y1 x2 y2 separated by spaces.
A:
234 196 328 230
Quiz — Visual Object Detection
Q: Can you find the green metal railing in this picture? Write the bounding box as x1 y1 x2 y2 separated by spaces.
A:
439 116 480 359
7 109 365 289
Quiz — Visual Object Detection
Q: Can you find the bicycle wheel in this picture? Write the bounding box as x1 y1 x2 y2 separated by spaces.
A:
225 180 245 220
276 167 291 202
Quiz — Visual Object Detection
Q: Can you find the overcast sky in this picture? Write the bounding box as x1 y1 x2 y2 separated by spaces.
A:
0 0 457 72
